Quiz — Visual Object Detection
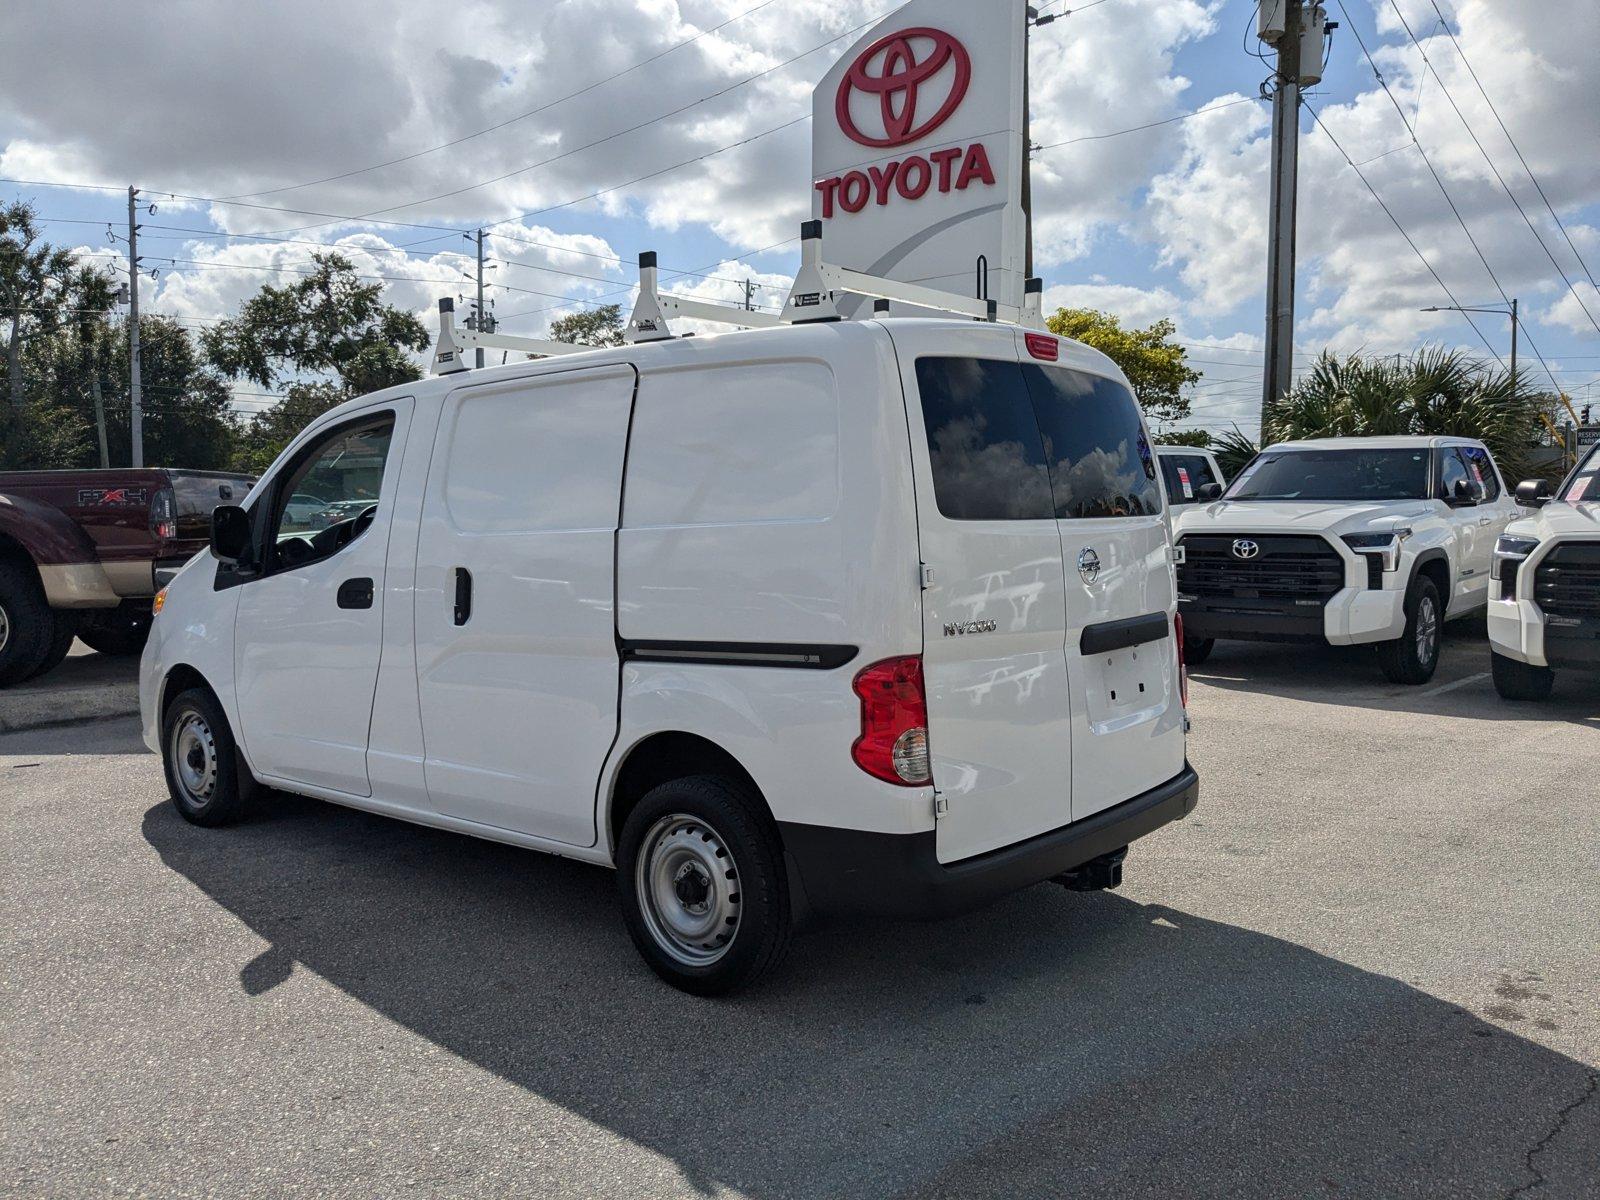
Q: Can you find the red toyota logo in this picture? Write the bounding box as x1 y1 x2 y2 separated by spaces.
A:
835 27 972 149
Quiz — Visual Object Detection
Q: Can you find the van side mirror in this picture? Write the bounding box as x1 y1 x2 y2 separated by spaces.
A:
1197 482 1223 501
1515 479 1552 509
210 505 253 565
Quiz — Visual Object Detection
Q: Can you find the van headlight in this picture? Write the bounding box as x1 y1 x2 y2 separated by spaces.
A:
1491 536 1540 592
1341 528 1411 572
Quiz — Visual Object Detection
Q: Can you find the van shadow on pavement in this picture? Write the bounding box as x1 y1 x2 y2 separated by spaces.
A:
143 797 1599 1199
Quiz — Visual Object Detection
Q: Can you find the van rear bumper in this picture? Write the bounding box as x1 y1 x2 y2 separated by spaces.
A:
779 765 1200 921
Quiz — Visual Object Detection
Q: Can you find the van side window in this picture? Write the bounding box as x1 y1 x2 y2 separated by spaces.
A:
1459 446 1500 500
914 358 1054 520
267 415 395 571
1023 365 1161 519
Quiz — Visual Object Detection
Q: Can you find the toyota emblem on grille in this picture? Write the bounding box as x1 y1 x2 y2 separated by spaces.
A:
1078 547 1102 584
1232 539 1262 560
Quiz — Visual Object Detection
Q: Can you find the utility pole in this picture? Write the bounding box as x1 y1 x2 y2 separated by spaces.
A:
1257 3 1330 431
474 229 487 369
126 186 144 468
743 279 755 312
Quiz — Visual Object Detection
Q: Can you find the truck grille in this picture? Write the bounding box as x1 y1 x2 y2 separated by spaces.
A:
1535 542 1600 620
1178 535 1346 603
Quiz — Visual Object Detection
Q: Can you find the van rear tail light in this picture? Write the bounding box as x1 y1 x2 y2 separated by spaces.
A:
1174 613 1189 710
150 488 177 541
851 656 932 786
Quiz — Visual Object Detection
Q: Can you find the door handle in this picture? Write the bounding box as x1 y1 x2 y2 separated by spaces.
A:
337 578 374 609
453 568 472 626
1479 517 1493 526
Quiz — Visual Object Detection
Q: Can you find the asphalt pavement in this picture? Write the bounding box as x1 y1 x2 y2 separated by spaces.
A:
3 624 1597 1198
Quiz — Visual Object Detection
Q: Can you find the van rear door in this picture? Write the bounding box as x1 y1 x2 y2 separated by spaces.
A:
1021 346 1186 821
894 331 1079 863
895 327 1187 864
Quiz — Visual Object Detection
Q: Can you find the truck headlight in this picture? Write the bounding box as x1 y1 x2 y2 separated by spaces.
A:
1341 528 1411 573
1491 536 1539 593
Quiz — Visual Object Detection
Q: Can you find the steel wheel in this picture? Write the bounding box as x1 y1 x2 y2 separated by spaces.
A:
634 813 742 967
170 710 220 807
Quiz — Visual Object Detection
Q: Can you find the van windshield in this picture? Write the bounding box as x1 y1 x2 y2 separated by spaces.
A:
1223 449 1432 502
914 357 1161 520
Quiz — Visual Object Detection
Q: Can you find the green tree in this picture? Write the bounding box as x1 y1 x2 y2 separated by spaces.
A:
1268 349 1550 484
548 303 625 348
1045 308 1201 422
1156 430 1213 449
16 309 240 471
2 200 79 412
203 253 429 469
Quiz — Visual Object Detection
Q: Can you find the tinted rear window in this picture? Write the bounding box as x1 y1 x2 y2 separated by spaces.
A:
914 358 1159 521
1023 365 1161 519
914 358 1054 520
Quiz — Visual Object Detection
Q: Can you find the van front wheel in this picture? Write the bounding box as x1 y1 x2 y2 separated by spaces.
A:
617 775 792 996
161 687 252 827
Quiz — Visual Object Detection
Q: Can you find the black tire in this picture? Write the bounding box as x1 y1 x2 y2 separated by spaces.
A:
0 560 53 687
617 774 793 996
1183 636 1216 667
161 687 252 827
23 610 80 682
1377 576 1444 686
78 603 153 657
1492 650 1555 702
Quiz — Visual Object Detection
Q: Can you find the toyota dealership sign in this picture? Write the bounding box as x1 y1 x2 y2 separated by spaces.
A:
812 0 1029 316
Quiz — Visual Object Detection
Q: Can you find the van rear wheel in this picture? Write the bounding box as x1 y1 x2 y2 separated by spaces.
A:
617 775 792 996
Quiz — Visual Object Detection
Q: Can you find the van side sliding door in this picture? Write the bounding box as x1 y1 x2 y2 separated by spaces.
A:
413 365 638 847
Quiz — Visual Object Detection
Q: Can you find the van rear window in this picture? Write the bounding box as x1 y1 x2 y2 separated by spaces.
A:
914 358 1160 521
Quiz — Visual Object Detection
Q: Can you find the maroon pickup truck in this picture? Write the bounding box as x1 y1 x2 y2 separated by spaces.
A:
0 469 254 686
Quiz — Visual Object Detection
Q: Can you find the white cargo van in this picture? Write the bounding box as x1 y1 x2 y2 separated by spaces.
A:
140 319 1198 994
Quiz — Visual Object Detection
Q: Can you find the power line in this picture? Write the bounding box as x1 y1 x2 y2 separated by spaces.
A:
1333 7 1561 393
1379 0 1600 337
1306 103 1504 366
1427 0 1598 293
222 0 787 202
1035 95 1259 151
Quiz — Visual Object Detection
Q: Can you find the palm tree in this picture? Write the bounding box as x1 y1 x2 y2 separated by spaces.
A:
1266 349 1551 483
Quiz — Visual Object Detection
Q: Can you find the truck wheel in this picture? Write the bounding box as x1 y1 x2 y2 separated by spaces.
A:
1491 650 1555 702
161 687 252 827
24 611 80 681
1377 576 1443 686
0 561 53 687
617 775 793 996
1183 635 1216 667
79 603 153 657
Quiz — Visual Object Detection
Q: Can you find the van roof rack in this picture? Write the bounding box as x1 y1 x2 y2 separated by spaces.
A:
432 224 1047 374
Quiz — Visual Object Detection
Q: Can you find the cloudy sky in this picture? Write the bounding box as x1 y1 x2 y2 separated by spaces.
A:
3 0 1597 436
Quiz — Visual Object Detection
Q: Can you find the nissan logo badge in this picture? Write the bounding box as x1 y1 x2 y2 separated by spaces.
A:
1078 547 1102 584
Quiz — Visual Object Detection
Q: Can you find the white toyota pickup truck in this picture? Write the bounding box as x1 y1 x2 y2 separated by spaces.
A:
1488 441 1600 700
1172 436 1522 684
